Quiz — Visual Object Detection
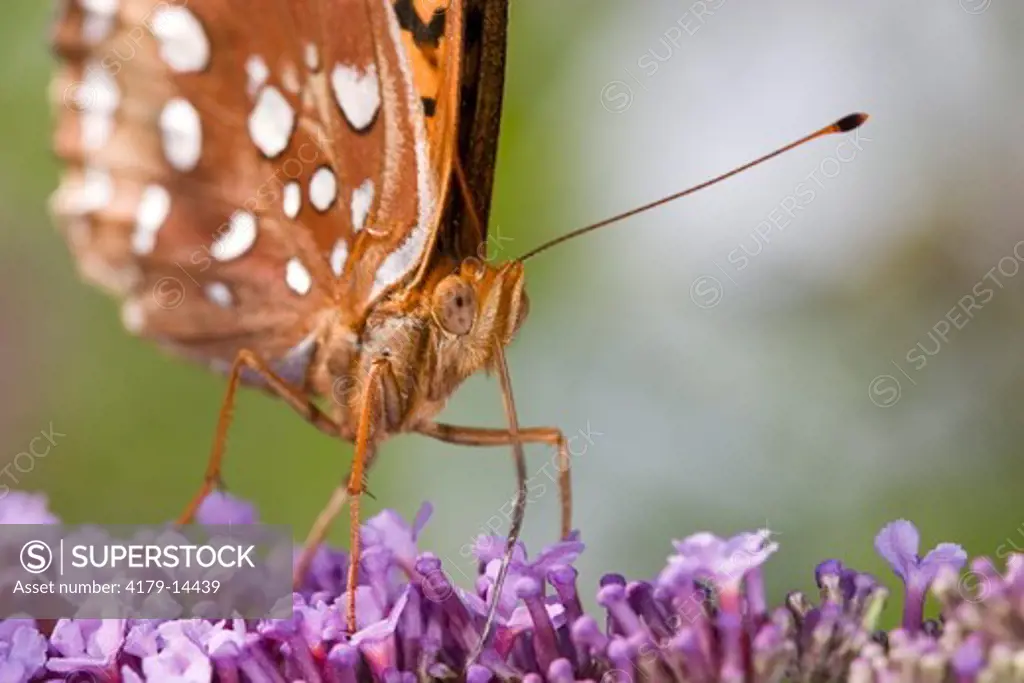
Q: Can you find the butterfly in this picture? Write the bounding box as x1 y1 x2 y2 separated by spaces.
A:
49 0 868 641
49 0 571 633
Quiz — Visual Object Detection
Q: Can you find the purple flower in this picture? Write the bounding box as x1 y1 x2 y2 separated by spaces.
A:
874 519 967 631
784 559 888 680
361 503 432 572
47 618 125 678
195 491 258 526
2 489 1022 682
0 492 58 525
140 635 212 683
0 623 46 683
294 544 349 601
658 528 778 622
473 533 583 620
951 634 986 678
348 586 410 678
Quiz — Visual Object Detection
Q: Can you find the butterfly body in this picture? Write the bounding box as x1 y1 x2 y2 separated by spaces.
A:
317 257 528 441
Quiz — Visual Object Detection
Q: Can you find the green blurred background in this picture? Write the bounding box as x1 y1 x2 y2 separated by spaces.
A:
3 1 1023 626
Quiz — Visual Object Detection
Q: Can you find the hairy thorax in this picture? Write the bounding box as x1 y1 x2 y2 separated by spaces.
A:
311 257 529 444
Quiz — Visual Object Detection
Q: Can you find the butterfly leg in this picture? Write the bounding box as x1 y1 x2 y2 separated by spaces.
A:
295 358 393 632
178 349 339 525
416 422 573 539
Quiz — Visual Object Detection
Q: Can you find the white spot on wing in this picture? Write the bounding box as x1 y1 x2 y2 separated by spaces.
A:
285 257 312 295
309 167 337 212
82 14 114 44
78 167 114 215
330 63 380 131
330 240 348 277
305 43 320 71
212 210 257 262
283 181 301 219
82 64 120 106
80 0 118 13
151 6 210 73
159 98 202 171
51 167 113 219
351 179 374 232
132 184 171 255
204 282 233 308
79 64 120 150
81 113 112 152
80 0 117 43
281 64 301 94
245 55 269 96
248 86 295 158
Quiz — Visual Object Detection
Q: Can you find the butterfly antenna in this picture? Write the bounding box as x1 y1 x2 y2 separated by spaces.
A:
517 112 869 262
467 340 529 667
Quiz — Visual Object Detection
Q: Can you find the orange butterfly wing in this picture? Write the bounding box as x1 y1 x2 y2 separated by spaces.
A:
50 0 507 391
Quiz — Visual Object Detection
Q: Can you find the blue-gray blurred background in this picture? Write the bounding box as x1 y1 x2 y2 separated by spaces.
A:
2 1 1022 625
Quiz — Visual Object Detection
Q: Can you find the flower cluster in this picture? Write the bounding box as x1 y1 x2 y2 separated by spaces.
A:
0 490 1020 682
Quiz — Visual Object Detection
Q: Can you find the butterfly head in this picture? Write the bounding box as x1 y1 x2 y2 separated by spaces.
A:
360 255 528 413
427 257 529 369
354 256 528 420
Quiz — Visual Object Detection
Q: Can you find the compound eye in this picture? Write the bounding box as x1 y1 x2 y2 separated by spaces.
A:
432 276 477 336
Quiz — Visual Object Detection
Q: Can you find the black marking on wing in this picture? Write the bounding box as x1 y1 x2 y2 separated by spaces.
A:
393 0 446 47
465 4 484 47
436 0 509 262
421 96 437 117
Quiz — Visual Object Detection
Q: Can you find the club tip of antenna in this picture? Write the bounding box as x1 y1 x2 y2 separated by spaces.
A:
833 112 869 133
